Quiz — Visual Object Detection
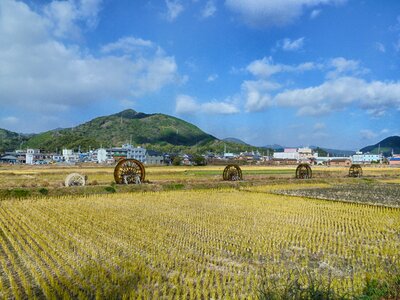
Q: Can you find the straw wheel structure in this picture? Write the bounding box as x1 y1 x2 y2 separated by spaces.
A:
295 163 312 179
114 159 145 184
223 164 243 181
65 173 86 187
348 164 363 178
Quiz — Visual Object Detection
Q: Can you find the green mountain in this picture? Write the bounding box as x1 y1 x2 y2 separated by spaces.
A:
222 137 249 145
360 136 400 156
23 109 216 152
0 128 29 152
1 109 271 154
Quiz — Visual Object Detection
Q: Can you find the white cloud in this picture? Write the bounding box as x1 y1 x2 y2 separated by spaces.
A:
278 37 305 51
243 57 323 111
165 0 184 21
175 95 200 114
175 95 239 114
238 56 389 114
206 74 218 82
360 129 378 140
242 80 280 112
225 0 346 27
380 128 390 135
395 39 400 52
44 0 102 39
389 15 400 32
311 122 328 139
1 116 19 125
327 57 367 79
246 57 319 78
314 122 326 130
201 0 217 18
274 77 400 116
246 56 363 80
0 0 179 116
330 57 360 73
202 102 239 114
366 108 386 118
101 37 154 54
119 99 135 108
375 42 386 53
310 9 321 19
246 57 282 77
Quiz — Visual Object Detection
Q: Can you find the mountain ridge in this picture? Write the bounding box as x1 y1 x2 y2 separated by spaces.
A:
3 109 395 155
0 128 30 152
222 137 249 145
0 109 265 154
24 109 217 152
360 136 400 156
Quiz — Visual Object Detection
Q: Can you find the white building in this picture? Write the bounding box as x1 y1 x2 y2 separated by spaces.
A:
26 149 40 165
127 146 147 162
52 154 64 163
146 150 164 165
223 152 236 159
298 147 315 160
62 149 80 164
273 151 299 160
97 148 108 163
273 148 300 160
352 152 382 164
26 149 53 164
109 144 147 163
273 147 316 162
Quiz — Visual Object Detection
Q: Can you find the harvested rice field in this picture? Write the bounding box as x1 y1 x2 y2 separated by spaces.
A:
0 165 399 298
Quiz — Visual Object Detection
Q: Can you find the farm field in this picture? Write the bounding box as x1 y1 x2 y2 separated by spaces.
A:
0 164 399 298
0 164 399 189
276 183 400 207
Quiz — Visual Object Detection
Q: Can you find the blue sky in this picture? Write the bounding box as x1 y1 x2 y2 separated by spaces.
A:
1 0 400 150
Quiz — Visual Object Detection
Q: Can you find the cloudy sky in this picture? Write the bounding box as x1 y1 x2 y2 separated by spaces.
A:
1 0 400 149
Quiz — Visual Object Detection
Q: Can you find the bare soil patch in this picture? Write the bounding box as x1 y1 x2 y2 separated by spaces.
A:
275 182 400 207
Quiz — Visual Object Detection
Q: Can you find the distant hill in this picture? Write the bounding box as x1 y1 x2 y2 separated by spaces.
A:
263 144 284 151
320 148 355 157
222 137 249 145
360 136 400 156
0 109 270 154
307 146 355 156
24 109 217 152
0 128 29 152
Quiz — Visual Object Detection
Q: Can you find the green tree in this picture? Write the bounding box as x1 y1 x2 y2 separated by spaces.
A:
172 156 182 166
193 154 206 166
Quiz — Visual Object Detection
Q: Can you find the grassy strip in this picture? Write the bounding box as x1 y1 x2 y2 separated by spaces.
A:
0 178 331 200
259 262 400 299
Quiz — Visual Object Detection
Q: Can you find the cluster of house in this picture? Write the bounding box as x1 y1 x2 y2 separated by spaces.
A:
0 144 164 165
1 143 399 166
272 147 400 166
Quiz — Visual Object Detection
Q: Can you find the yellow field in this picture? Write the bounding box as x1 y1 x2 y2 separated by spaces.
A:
0 164 399 188
1 186 399 298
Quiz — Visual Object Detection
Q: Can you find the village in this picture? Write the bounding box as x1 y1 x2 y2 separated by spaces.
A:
1 143 399 166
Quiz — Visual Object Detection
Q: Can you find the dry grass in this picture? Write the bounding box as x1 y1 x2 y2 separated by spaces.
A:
0 187 399 298
0 164 398 189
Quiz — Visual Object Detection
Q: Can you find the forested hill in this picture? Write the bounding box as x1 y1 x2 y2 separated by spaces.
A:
23 109 217 152
0 109 273 154
360 136 400 156
0 128 29 152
